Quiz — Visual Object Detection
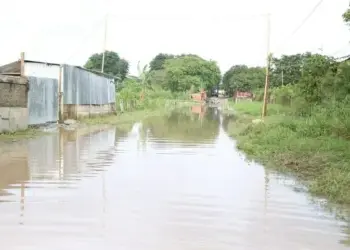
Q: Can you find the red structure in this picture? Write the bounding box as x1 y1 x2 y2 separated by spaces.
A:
234 91 253 99
191 105 207 120
191 89 207 102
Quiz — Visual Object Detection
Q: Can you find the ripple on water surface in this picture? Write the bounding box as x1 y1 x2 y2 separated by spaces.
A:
0 109 349 250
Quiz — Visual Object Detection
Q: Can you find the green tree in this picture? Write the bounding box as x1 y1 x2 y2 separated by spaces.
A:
115 59 129 81
163 55 221 92
343 8 350 25
297 54 336 104
147 69 167 88
270 53 312 87
84 51 129 80
222 65 265 95
149 53 175 71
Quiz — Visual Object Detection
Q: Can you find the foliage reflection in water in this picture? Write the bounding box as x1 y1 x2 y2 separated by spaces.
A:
0 109 349 249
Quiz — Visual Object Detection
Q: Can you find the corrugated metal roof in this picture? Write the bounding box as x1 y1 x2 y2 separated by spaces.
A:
74 65 119 80
24 60 60 66
0 59 120 80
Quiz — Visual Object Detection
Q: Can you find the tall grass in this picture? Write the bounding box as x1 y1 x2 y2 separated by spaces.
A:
115 81 194 112
226 100 350 204
230 101 292 116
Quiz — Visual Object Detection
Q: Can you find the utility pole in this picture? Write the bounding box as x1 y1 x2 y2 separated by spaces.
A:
281 69 284 86
262 13 271 118
101 14 108 73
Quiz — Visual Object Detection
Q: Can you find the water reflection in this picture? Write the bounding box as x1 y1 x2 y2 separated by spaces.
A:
0 141 29 199
141 106 221 144
0 110 349 249
221 112 350 247
221 113 236 132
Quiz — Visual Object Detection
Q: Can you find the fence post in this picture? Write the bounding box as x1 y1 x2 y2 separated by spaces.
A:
20 52 25 76
58 65 63 123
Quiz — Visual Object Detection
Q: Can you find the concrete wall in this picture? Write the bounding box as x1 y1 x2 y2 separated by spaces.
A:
63 104 115 120
0 75 28 133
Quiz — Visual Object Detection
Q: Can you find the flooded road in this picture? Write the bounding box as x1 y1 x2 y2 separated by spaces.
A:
0 107 349 250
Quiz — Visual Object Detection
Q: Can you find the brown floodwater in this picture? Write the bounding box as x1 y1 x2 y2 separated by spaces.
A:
0 108 349 250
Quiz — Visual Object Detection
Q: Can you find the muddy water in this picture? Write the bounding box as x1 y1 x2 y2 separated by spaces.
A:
0 108 349 250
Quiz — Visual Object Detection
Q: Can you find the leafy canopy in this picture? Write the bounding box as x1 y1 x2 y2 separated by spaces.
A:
84 51 129 80
149 53 175 71
162 55 221 92
222 65 265 95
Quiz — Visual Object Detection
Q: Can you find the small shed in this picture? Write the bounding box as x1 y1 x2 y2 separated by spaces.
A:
0 58 117 121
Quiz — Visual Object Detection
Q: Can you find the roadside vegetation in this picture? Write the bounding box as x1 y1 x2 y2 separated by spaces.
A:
0 128 46 141
223 9 350 204
85 52 221 114
76 53 221 126
0 53 221 139
115 54 221 112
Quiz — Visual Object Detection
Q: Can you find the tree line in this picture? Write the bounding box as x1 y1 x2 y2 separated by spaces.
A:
222 6 350 117
82 5 350 112
83 51 221 94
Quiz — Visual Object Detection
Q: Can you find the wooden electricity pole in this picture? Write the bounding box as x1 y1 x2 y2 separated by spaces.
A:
101 14 108 73
281 69 284 86
262 13 271 118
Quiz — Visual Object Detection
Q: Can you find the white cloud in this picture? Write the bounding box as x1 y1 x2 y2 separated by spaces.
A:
1 0 350 75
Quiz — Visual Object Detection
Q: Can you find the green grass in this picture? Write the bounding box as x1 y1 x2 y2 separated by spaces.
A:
225 101 350 204
115 97 198 113
80 99 197 126
0 97 197 142
0 128 46 141
79 110 166 126
228 100 292 116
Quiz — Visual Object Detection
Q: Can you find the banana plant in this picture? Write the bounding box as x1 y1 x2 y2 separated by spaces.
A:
137 61 149 99
137 61 149 85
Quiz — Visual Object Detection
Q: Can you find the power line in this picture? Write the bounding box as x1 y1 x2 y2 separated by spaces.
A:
108 13 267 22
330 42 350 57
275 0 325 54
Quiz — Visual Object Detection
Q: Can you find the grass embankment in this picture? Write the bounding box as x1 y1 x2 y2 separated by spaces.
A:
81 99 197 126
226 101 350 204
0 128 46 141
0 95 198 141
80 109 164 126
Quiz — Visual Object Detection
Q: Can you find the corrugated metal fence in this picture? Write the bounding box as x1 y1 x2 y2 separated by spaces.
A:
63 65 115 105
27 77 58 125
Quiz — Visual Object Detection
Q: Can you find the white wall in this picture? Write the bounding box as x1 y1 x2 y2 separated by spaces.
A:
24 62 63 92
24 62 60 79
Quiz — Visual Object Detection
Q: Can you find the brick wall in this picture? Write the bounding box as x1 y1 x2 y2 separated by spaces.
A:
0 75 28 132
0 76 28 108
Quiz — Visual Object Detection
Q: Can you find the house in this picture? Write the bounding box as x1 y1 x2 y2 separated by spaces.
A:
0 57 116 124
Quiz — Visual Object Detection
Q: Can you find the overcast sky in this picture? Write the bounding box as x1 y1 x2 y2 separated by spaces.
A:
1 0 350 75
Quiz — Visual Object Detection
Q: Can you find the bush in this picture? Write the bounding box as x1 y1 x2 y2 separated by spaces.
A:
270 85 297 106
115 79 191 112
